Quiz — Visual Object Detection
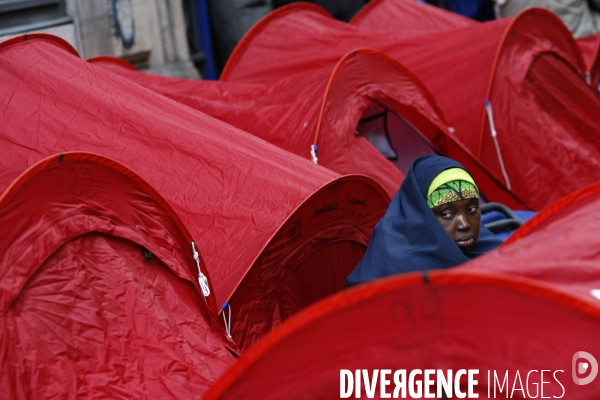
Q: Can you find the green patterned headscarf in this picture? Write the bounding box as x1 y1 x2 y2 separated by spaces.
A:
427 168 479 209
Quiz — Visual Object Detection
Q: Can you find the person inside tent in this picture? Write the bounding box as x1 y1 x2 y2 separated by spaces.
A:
346 155 502 287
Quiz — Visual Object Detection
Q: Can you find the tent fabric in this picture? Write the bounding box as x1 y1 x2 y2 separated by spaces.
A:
576 32 598 64
577 32 600 90
503 180 600 246
91 49 527 209
0 36 390 350
0 32 79 57
0 153 236 398
0 34 333 307
350 0 476 31
358 0 600 97
311 49 442 197
88 54 137 72
226 175 390 350
220 2 331 81
219 4 600 211
204 272 600 399
90 48 451 198
205 182 600 398
0 152 217 315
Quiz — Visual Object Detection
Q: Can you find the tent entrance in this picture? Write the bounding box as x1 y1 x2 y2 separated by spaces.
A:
356 102 437 174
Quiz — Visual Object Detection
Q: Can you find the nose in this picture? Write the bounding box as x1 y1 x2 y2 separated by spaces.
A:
456 212 471 231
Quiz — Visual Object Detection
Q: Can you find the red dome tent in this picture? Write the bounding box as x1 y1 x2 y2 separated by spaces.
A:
350 0 476 32
205 272 600 399
0 35 389 351
0 152 236 398
90 49 453 198
220 4 600 211
91 49 526 209
205 184 600 399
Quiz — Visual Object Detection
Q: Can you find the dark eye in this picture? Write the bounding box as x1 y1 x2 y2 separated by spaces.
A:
442 211 454 219
468 205 479 214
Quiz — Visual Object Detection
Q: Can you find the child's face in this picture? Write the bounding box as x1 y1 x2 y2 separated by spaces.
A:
432 197 481 253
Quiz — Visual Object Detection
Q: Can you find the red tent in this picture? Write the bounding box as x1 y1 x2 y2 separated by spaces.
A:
92 49 526 209
350 0 476 31
205 271 600 399
205 182 600 399
0 152 236 398
220 4 600 211
90 48 452 198
0 35 389 351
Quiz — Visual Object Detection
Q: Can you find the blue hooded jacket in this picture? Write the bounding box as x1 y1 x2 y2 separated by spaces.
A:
346 155 501 286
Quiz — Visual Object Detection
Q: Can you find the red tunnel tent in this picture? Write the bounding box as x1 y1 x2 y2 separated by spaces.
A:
0 152 236 398
204 183 600 399
0 35 390 351
92 47 525 209
350 0 476 32
205 271 600 399
221 4 600 211
90 48 453 198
